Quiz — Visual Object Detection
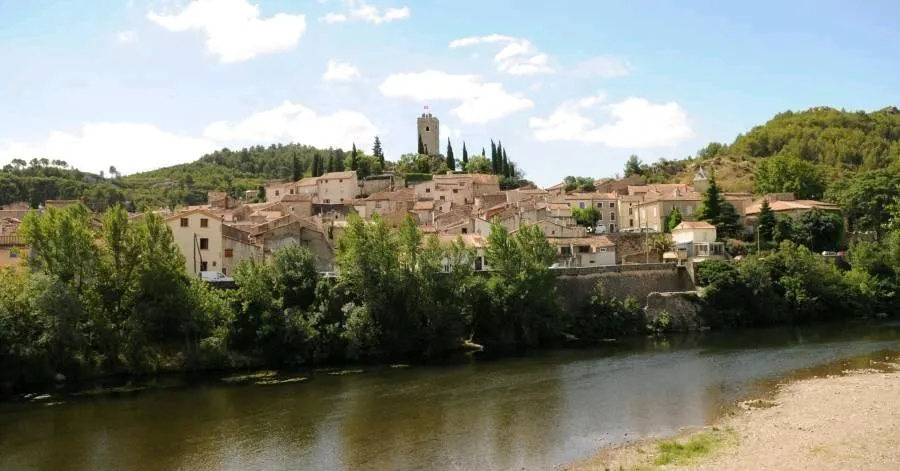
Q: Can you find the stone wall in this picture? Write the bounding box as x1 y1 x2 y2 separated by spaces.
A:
554 264 694 312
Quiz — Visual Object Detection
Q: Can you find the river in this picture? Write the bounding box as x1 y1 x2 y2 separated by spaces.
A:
2 322 899 471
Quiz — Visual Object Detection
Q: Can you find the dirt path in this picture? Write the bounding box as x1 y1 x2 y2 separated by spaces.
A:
567 365 900 470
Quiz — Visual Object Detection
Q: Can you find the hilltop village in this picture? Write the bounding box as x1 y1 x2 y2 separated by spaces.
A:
1 148 838 277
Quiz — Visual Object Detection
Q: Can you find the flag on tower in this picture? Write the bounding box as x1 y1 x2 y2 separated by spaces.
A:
424 104 430 110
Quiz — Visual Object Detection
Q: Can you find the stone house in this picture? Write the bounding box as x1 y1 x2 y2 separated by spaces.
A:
317 171 359 204
563 192 619 233
165 208 229 276
550 236 616 267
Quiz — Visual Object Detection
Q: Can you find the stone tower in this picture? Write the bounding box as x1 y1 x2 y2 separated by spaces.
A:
417 108 440 156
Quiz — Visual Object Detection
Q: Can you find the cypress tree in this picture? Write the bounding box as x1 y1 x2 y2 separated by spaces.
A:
462 142 469 167
445 138 456 171
350 143 359 170
291 152 302 181
326 153 336 173
758 199 776 242
334 150 345 171
311 154 321 177
490 139 498 173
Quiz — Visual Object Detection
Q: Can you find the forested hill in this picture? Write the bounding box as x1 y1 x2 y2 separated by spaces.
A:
628 106 900 193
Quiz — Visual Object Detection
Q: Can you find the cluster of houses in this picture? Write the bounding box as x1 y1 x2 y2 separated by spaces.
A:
0 167 840 276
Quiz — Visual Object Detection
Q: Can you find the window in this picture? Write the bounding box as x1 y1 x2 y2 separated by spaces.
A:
275 190 280 196
200 261 208 271
599 247 608 252
578 246 590 253
629 218 634 226
339 179 343 183
453 189 458 194
610 212 616 221
290 189 295 195
598 212 603 221
440 196 446 201
610 224 616 232
224 248 234 258
212 261 216 267
223 268 227 275
609 202 615 208
628 208 633 215
597 203 602 208
180 218 188 227
462 227 468 234
199 238 209 250
425 126 430 131
200 218 208 228
551 230 555 235
425 188 431 193
579 202 585 209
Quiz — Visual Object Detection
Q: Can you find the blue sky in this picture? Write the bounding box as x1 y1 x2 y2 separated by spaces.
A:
1 0 899 187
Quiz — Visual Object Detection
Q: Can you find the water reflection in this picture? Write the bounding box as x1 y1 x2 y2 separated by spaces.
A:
1 322 899 471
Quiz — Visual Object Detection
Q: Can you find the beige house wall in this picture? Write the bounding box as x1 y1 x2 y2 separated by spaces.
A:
167 212 224 276
317 173 359 204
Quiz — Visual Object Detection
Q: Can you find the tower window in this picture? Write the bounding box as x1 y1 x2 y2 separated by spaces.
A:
425 126 430 131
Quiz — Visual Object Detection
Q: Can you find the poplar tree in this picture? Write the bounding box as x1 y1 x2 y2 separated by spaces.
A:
462 142 469 167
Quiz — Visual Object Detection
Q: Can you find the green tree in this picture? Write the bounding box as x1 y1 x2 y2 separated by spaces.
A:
793 209 843 252
827 168 900 236
696 175 741 238
696 142 726 160
572 206 601 228
445 138 455 171
490 140 498 174
624 154 644 176
326 153 336 173
372 136 384 167
350 143 359 171
563 176 596 192
757 199 775 243
461 142 469 167
666 207 683 233
465 155 492 174
292 153 302 181
753 154 825 199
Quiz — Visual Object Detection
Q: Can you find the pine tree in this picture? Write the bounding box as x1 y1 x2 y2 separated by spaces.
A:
350 143 359 170
318 155 326 177
696 175 723 222
326 153 336 173
445 138 456 171
757 199 775 242
291 152 302 181
462 142 469 167
372 136 384 166
417 134 425 155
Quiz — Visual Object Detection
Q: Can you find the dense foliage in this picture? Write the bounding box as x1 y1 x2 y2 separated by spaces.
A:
0 206 569 392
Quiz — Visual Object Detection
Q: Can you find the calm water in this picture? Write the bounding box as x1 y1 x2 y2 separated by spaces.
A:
2 322 900 471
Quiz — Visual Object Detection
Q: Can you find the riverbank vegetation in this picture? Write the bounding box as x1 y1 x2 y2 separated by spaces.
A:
4 201 900 392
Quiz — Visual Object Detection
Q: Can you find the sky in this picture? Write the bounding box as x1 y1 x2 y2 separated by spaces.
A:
1 0 900 187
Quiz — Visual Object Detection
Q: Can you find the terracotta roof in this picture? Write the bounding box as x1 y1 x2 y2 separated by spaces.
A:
564 192 617 200
320 171 357 180
294 177 318 187
673 221 715 230
546 182 566 191
471 173 499 184
165 207 225 221
366 188 416 201
745 199 839 215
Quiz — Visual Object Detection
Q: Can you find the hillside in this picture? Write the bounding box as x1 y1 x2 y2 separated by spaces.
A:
630 106 900 193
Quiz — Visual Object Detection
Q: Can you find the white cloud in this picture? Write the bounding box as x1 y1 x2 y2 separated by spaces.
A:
116 30 137 44
441 123 462 141
379 70 533 124
146 0 307 63
203 101 378 150
0 124 218 175
319 0 409 24
449 34 554 76
572 56 634 78
1 102 379 174
529 93 693 148
322 60 361 82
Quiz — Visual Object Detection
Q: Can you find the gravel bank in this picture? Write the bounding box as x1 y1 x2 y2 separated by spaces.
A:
567 364 900 470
